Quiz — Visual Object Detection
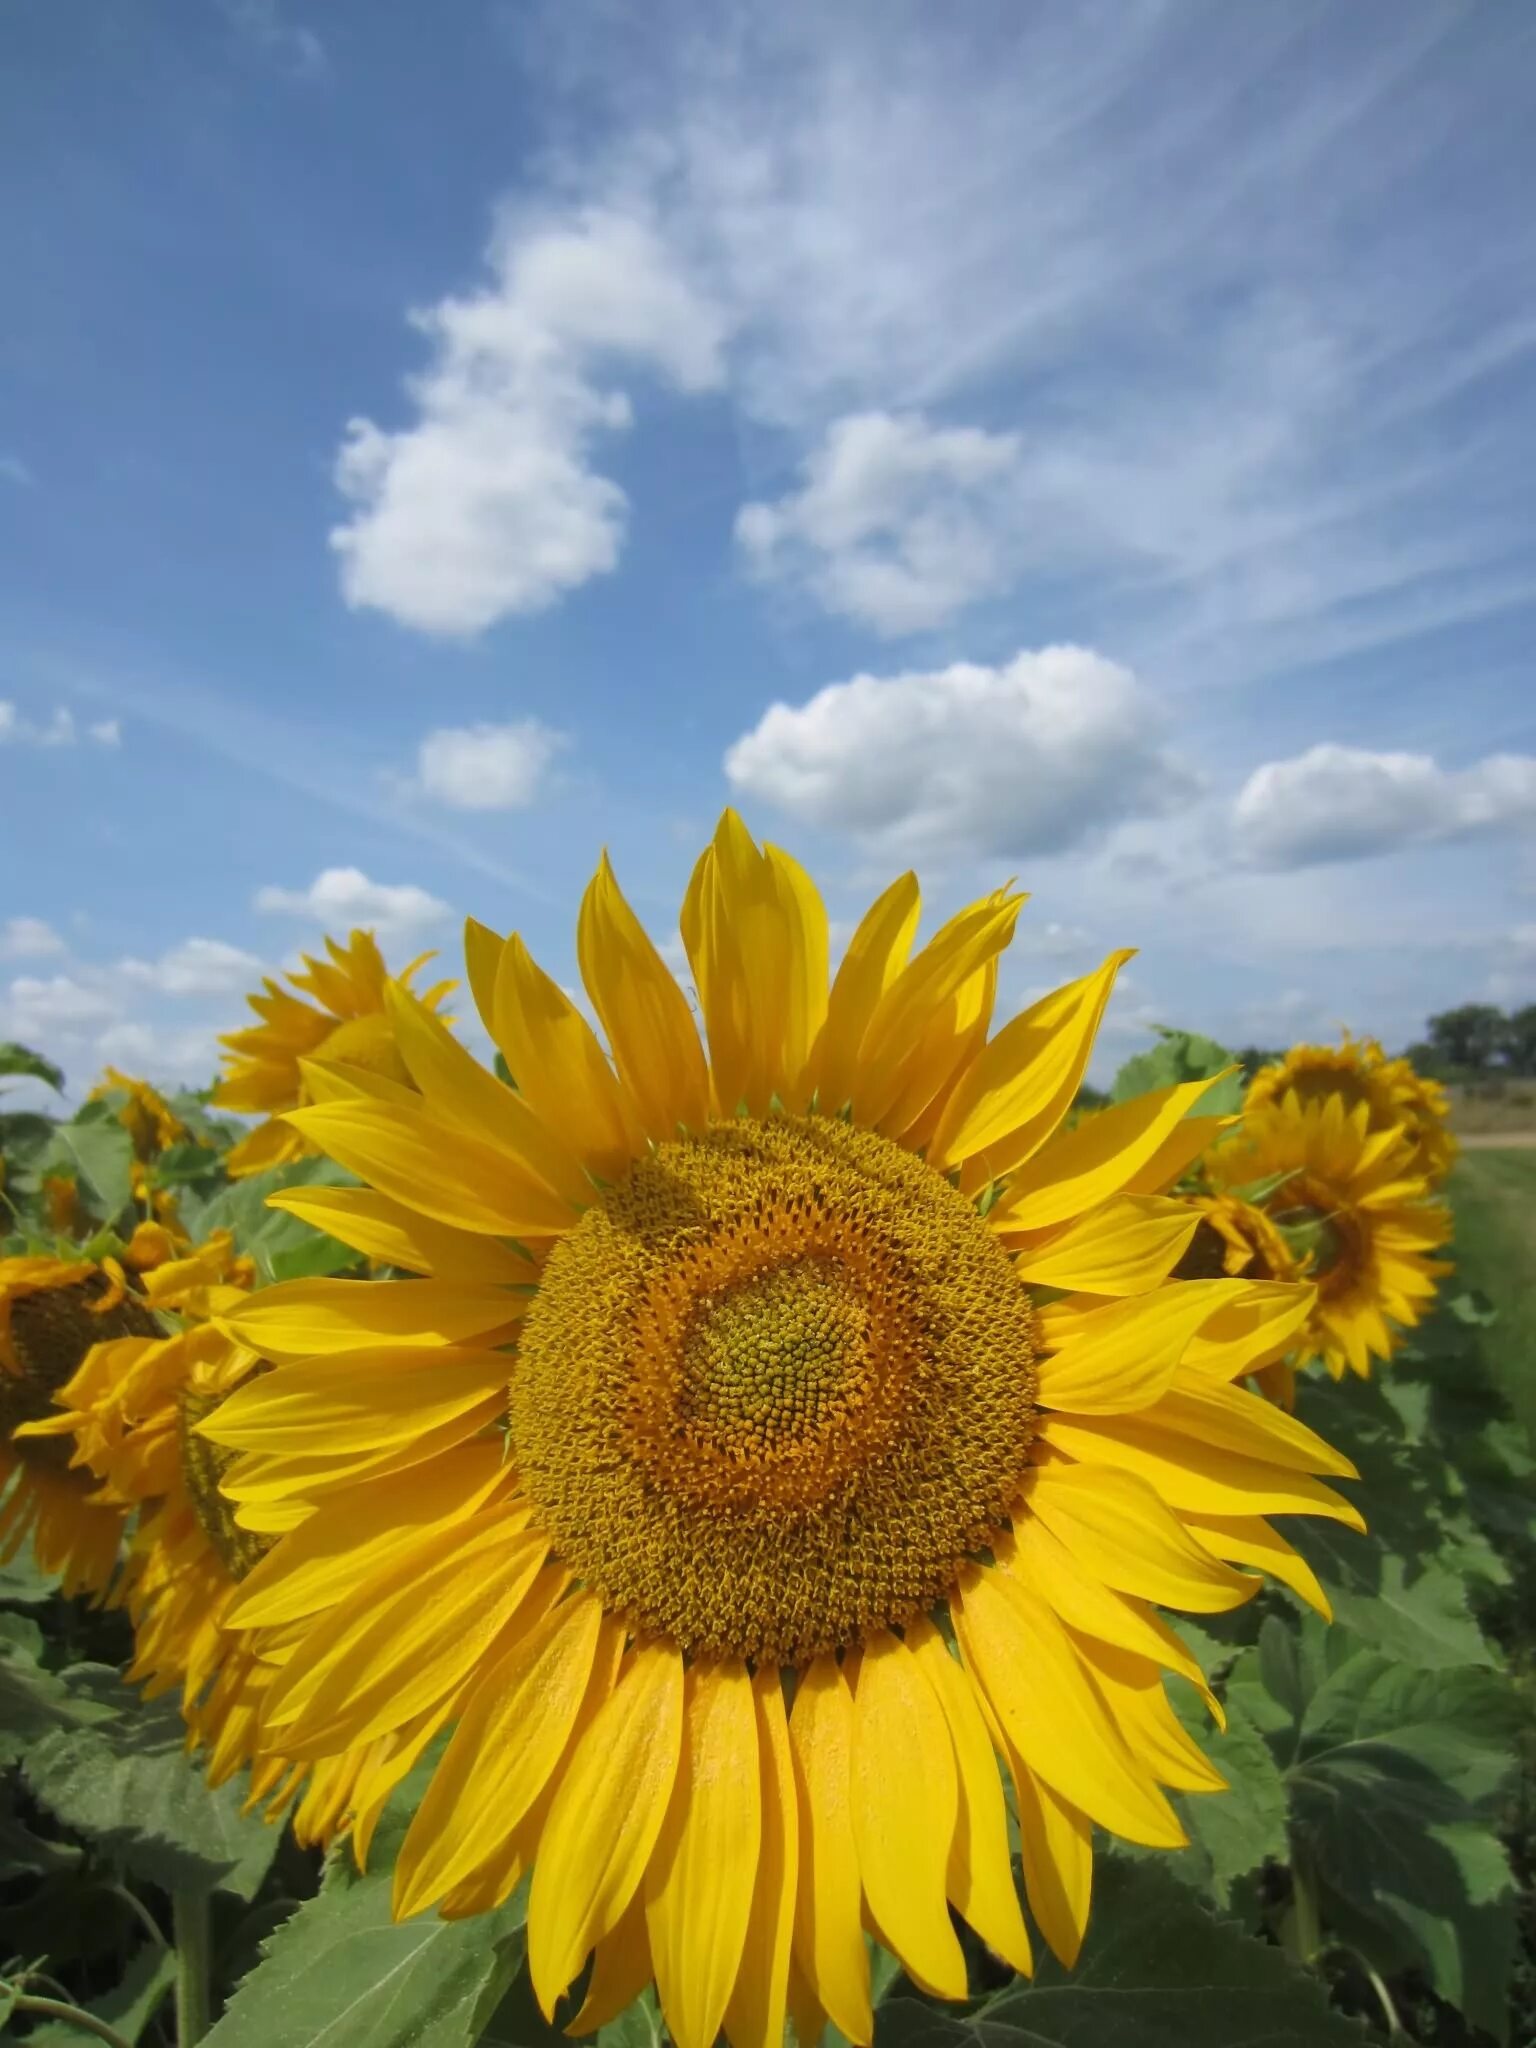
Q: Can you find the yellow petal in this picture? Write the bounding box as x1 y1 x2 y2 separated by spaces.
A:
850 1633 967 2000
787 1655 871 2047
198 1346 513 1459
852 890 1025 1130
284 1100 577 1238
880 956 998 1148
261 1508 550 1754
491 933 642 1182
218 1277 522 1358
1180 1511 1332 1618
930 952 1133 1181
578 851 710 1139
953 1567 1185 1849
264 1185 535 1285
1180 1283 1318 1384
990 1075 1232 1232
463 918 505 1041
724 1667 800 2048
1038 1414 1367 1530
297 1055 419 1108
395 1591 603 1918
528 1641 685 2017
807 873 920 1116
1155 1374 1358 1479
1070 1638 1226 1794
566 1895 653 2035
225 1444 518 1629
1022 1459 1258 1612
223 1400 503 1511
1118 1115 1236 1197
385 982 593 1208
1035 1281 1253 1415
1007 1196 1200 1298
1012 1762 1093 1968
905 1620 1032 1977
646 1661 761 2048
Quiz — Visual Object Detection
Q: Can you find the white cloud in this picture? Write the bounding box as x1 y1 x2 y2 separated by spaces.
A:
119 937 264 997
255 867 451 934
94 1022 226 1088
413 719 566 810
6 975 117 1034
736 411 1023 635
724 645 1191 860
1232 743 1536 869
330 207 729 635
1 917 65 961
0 703 122 748
216 0 325 78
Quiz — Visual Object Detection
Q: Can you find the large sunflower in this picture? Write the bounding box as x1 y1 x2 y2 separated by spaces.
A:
201 812 1358 2048
1206 1088 1452 1382
213 930 454 1179
1246 1034 1456 1185
18 1231 374 1847
0 1249 165 1596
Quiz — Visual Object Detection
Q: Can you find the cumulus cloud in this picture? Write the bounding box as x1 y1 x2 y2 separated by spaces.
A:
94 1022 227 1088
1232 743 1536 868
724 645 1191 860
413 719 566 810
6 975 117 1034
736 411 1024 635
119 937 264 997
330 208 730 635
255 867 451 934
1 917 65 960
0 704 122 748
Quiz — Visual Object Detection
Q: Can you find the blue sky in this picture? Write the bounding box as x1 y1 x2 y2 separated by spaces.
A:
4 0 1535 1101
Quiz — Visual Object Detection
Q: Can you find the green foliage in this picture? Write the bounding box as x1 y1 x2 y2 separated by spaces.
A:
0 1043 65 1092
878 1857 1367 2046
34 1101 137 1226
178 1152 363 1279
1109 1027 1245 1116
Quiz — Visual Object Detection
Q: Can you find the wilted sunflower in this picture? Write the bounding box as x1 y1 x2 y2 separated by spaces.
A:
0 1247 165 1596
213 930 454 1179
18 1230 373 1846
84 1067 193 1236
202 812 1358 2048
1206 1089 1452 1383
1246 1034 1456 1185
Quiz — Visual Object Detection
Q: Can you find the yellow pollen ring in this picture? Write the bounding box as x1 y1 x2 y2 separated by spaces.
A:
513 1115 1039 1666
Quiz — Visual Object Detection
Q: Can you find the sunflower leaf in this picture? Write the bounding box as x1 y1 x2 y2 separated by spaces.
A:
0 1041 64 1091
34 1103 135 1223
876 1855 1366 2046
1108 1029 1244 1117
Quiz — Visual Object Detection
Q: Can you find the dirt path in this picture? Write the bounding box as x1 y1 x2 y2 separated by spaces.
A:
1455 1130 1536 1149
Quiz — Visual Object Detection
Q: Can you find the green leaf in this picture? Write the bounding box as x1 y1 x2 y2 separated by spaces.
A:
876 1856 1366 2046
36 1102 136 1221
178 1154 358 1278
0 1041 64 1091
0 1618 118 1766
205 1793 526 2048
150 1138 231 1189
0 1545 62 1606
1108 1029 1244 1117
21 1666 282 1901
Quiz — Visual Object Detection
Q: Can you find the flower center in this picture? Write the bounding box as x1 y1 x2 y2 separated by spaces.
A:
512 1115 1038 1666
178 1382 272 1582
1 1276 160 1472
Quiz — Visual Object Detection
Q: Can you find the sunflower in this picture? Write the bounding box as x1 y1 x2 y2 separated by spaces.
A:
1246 1034 1456 1185
91 1067 188 1162
200 812 1358 2048
213 930 455 1179
1206 1088 1452 1383
16 1231 374 1846
0 1251 164 1596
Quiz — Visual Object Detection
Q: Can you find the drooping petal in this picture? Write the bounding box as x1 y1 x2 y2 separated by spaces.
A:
1152 1374 1359 1479
1035 1281 1253 1415
849 1633 967 1999
787 1655 871 2047
1038 1414 1367 1530
1070 1638 1226 1794
1020 1460 1258 1612
1012 1762 1093 1969
645 1660 761 2048
1180 1511 1332 1618
528 1642 685 2018
1007 1195 1201 1298
724 1667 800 2048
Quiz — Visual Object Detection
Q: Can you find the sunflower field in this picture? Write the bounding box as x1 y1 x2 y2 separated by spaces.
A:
0 814 1532 2048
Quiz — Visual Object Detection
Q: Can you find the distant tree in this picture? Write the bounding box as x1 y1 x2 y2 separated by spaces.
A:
1500 1003 1536 1079
1232 1045 1284 1079
1425 1003 1507 1074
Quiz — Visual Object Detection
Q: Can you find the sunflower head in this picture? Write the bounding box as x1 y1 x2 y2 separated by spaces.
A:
1246 1034 1456 1186
193 810 1364 2048
212 929 456 1179
1207 1089 1451 1382
90 1068 187 1163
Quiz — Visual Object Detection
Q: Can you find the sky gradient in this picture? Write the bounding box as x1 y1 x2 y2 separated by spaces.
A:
4 0 1535 1101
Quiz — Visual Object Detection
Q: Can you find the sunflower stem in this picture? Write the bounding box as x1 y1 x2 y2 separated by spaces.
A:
1286 1850 1324 1966
173 1886 212 2045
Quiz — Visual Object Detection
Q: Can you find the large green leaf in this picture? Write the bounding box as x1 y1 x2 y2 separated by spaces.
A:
26 1945 178 2047
0 1616 117 1766
0 1042 64 1091
1108 1029 1245 1117
204 1790 526 2048
21 1665 282 1901
36 1102 136 1221
1229 1615 1523 2043
875 1856 1365 2046
177 1154 358 1279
